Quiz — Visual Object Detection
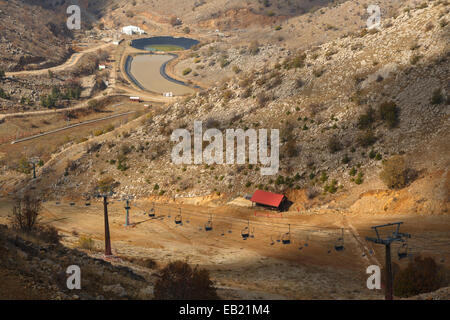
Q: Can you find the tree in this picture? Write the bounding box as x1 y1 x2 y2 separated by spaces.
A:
394 256 442 297
378 101 399 128
379 155 409 189
0 69 5 79
11 195 42 232
97 176 116 193
154 261 219 300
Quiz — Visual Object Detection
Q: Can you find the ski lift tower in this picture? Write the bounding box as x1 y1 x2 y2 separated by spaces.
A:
123 196 132 227
366 222 411 300
29 157 40 179
95 190 115 257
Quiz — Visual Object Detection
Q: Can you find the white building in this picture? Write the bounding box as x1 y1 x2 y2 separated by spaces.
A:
121 25 146 36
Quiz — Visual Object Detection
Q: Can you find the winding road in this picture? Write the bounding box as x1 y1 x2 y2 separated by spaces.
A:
5 43 113 77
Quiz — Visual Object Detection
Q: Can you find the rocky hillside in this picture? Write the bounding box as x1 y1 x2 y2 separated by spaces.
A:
21 1 447 215
0 223 155 299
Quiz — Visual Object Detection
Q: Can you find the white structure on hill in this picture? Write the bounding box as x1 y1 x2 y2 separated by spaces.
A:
121 25 146 35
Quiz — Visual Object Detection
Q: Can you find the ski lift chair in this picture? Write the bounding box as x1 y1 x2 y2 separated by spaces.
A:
334 229 344 251
398 242 408 260
205 219 213 231
241 227 250 240
282 233 291 245
282 225 291 244
334 238 344 251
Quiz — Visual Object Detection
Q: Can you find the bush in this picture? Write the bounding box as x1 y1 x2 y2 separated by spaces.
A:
10 195 41 232
256 92 270 107
37 225 60 245
182 68 192 76
78 236 95 251
248 40 260 55
355 172 364 184
154 261 219 300
328 136 342 153
97 176 116 193
379 155 409 189
431 88 444 105
357 130 376 147
394 256 446 297
324 179 338 193
357 107 375 129
379 101 399 128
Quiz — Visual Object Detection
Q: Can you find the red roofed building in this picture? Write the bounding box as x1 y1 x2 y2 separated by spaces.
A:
250 190 288 211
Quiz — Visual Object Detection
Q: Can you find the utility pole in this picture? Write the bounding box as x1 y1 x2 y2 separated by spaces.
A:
96 191 114 257
366 222 411 300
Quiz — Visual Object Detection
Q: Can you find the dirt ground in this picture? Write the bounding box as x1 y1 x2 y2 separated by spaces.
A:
0 197 448 300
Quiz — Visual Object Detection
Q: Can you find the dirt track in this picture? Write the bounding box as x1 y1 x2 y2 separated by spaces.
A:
5 43 113 78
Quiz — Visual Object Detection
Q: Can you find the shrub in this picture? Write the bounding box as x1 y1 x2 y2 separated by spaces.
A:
37 226 60 245
295 77 304 88
154 261 219 299
328 136 342 153
324 179 338 193
182 68 192 76
10 195 41 232
97 176 116 193
379 155 409 189
431 88 444 105
394 256 445 297
78 237 95 251
284 140 299 157
410 54 422 65
357 130 376 147
357 107 375 129
379 101 399 128
256 92 270 107
248 41 260 55
342 154 351 164
355 172 364 184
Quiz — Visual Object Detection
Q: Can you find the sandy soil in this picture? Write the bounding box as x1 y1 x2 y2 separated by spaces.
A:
0 197 448 299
